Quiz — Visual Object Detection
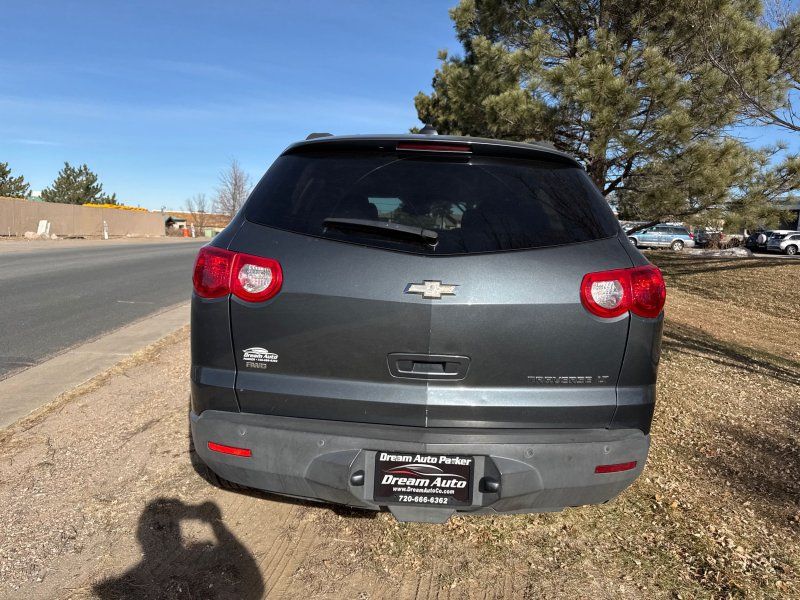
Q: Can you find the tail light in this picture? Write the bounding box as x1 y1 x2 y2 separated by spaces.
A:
688 233 694 240
193 246 283 302
580 265 666 319
192 246 233 299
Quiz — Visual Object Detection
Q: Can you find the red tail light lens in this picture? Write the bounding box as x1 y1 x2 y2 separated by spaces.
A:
629 265 667 318
231 253 283 302
193 246 283 302
580 268 629 318
580 265 665 319
193 246 234 298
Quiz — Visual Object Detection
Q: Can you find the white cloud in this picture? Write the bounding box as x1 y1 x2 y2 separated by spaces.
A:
10 138 62 146
0 92 415 128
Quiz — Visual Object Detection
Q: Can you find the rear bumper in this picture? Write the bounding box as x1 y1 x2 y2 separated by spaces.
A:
191 410 650 522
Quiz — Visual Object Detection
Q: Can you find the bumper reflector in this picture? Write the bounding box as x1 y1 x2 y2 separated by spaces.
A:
595 461 637 473
208 441 252 457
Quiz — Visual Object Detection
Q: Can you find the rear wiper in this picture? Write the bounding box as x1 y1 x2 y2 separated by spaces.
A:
323 218 438 245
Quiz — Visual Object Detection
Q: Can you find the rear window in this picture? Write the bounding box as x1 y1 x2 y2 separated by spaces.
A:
245 151 618 255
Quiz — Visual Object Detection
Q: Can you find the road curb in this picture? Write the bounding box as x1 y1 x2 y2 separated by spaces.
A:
0 302 190 429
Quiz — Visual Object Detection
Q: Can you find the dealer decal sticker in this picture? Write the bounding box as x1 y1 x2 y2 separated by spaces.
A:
243 347 279 369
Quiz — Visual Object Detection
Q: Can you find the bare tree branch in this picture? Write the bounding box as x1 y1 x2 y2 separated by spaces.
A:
184 193 210 230
704 3 800 133
214 159 252 217
707 46 800 132
762 0 795 27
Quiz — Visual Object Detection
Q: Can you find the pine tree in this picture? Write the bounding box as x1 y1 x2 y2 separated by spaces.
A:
41 162 117 205
702 1 800 133
0 162 31 198
414 0 799 227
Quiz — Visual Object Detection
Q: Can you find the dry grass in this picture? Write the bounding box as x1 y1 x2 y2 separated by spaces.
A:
650 253 800 321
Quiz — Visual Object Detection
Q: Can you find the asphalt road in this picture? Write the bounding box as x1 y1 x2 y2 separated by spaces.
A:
0 240 205 380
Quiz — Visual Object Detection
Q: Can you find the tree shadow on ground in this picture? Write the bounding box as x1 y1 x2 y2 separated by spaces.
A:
649 254 792 279
93 498 264 600
662 320 800 518
662 321 800 387
701 407 800 514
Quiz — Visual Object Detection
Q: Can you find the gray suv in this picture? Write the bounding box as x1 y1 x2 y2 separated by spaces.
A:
190 133 666 523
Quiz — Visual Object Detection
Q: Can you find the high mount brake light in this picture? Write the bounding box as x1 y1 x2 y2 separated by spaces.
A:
396 142 471 153
192 246 283 302
580 265 666 319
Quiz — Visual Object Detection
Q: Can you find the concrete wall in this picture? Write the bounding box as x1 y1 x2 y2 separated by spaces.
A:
0 197 164 237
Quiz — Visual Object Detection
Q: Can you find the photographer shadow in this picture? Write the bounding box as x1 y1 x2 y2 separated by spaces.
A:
93 497 264 599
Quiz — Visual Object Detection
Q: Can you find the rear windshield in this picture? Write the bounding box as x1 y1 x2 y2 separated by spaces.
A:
245 151 618 255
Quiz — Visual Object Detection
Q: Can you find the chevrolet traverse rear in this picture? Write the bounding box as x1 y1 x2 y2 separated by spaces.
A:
190 133 665 523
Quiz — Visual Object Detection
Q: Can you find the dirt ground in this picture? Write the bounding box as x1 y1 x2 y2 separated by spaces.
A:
0 253 797 599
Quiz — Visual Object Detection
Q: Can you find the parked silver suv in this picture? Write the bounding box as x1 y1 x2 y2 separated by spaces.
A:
766 231 800 255
628 225 695 251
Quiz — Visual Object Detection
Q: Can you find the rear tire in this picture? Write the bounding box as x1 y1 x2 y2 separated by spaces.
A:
628 237 639 247
786 245 798 256
203 467 251 492
671 240 685 251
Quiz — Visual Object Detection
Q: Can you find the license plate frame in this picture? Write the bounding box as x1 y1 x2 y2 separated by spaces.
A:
373 451 474 507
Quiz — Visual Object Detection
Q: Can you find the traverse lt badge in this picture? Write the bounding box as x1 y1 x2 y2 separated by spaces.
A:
404 280 457 299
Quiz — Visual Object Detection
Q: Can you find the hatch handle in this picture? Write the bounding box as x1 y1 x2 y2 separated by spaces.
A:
387 353 470 381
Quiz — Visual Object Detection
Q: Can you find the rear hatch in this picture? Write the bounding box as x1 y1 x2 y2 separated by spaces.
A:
226 139 634 428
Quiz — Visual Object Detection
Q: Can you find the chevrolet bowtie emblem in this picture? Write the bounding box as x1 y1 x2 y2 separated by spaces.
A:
404 280 457 299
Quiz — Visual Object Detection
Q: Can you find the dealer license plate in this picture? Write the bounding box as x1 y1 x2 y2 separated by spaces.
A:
373 452 473 506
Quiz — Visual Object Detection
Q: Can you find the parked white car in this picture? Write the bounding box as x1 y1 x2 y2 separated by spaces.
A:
766 231 800 255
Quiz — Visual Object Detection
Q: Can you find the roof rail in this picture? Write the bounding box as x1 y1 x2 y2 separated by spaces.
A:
306 132 333 140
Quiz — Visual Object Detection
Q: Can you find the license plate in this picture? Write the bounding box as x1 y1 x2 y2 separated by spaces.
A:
373 452 473 506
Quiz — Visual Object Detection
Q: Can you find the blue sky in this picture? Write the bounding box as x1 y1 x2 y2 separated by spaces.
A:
1 1 459 210
1 1 796 210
